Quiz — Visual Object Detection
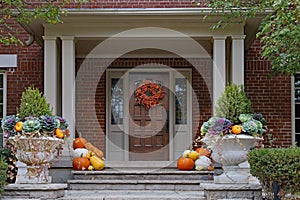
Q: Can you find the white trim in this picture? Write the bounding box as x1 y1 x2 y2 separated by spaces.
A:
123 73 130 161
43 36 58 114
292 76 295 146
169 70 175 160
3 72 7 118
61 36 76 139
231 35 246 85
65 8 270 16
1 72 7 147
213 36 227 115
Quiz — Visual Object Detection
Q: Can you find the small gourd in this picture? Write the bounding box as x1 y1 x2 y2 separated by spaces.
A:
86 150 92 159
232 125 242 135
182 150 191 158
188 151 199 161
55 128 64 139
90 153 105 170
14 121 23 132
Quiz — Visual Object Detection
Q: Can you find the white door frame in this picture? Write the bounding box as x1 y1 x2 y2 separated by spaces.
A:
106 68 192 161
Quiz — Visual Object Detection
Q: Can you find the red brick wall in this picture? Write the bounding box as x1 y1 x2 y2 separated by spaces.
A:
75 57 212 151
245 39 292 147
0 19 44 115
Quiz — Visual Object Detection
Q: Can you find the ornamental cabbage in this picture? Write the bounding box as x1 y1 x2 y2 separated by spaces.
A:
22 118 41 133
242 119 263 135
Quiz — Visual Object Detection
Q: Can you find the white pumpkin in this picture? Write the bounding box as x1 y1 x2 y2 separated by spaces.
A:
195 156 212 171
73 148 89 158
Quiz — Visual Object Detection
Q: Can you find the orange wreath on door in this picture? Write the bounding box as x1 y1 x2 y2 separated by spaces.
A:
135 81 165 110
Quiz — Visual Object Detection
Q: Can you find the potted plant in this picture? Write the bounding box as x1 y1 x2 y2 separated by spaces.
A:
201 84 266 184
2 86 69 184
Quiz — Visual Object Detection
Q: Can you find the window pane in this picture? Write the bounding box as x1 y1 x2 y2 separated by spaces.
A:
111 78 123 125
295 74 300 86
296 119 300 133
0 90 3 103
296 104 300 118
295 89 300 102
0 74 3 88
175 78 187 124
296 134 300 147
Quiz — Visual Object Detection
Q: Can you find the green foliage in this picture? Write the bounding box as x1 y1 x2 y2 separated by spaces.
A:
0 148 17 184
0 0 90 45
17 86 52 118
248 147 300 199
0 155 8 196
215 84 253 123
201 0 300 75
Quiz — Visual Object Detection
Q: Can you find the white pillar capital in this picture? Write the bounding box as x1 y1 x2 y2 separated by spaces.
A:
43 36 58 115
231 35 246 86
42 36 57 41
231 35 246 40
213 36 227 115
60 36 75 40
213 36 227 40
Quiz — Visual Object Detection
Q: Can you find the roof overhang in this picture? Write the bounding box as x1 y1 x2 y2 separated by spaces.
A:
20 8 266 50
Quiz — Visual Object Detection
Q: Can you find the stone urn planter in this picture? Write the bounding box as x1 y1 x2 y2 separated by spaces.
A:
9 136 63 184
203 134 262 184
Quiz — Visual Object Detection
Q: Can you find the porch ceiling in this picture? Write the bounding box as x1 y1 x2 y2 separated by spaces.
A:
21 8 265 49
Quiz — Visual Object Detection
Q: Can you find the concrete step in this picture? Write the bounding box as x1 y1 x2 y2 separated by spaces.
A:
59 190 205 200
68 179 208 191
72 168 214 181
3 183 67 200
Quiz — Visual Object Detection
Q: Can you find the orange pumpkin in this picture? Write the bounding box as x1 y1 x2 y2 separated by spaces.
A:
177 157 194 170
14 121 23 132
232 125 242 135
72 157 90 170
196 148 210 157
73 137 87 149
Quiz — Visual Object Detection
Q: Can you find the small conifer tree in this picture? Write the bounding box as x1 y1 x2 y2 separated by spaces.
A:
215 84 253 123
17 86 53 118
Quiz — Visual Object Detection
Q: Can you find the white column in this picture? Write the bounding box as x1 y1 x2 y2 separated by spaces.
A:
231 35 246 85
213 36 227 115
43 36 58 114
60 36 75 139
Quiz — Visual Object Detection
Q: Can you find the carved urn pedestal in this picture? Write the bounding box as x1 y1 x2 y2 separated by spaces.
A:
203 134 262 184
10 136 63 184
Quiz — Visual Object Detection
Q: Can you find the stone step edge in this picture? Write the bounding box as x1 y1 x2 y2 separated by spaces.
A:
68 179 203 184
4 183 67 191
61 190 205 200
60 196 205 200
72 170 212 175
